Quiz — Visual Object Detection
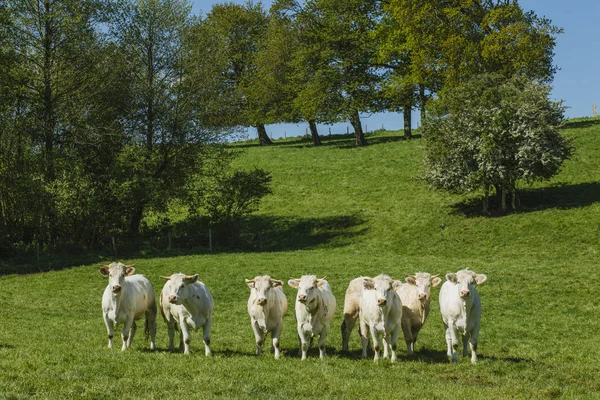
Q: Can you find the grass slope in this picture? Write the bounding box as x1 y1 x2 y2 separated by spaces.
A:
1 120 599 399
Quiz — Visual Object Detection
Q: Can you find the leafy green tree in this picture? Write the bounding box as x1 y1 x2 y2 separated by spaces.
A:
197 1 272 145
290 0 384 146
423 74 572 213
382 0 561 132
110 0 216 237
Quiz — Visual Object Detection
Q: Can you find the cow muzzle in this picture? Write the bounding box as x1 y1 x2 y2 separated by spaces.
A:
257 297 267 306
460 290 470 298
297 294 307 303
377 298 387 306
418 293 427 301
112 285 122 293
168 295 179 304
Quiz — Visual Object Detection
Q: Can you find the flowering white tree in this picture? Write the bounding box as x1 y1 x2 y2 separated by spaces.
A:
423 74 572 213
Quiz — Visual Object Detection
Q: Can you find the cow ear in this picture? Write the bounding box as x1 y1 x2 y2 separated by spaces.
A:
405 276 416 285
474 274 487 285
271 279 283 288
125 265 135 275
392 280 402 290
288 279 299 289
99 266 110 277
363 278 374 290
446 273 457 283
245 279 255 289
160 276 171 281
185 274 198 283
316 278 327 289
431 276 442 287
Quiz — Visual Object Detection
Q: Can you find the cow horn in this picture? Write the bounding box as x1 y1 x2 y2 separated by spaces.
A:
160 276 171 281
431 274 440 278
318 276 326 281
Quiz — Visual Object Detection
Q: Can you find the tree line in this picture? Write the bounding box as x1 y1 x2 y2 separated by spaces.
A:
0 0 565 255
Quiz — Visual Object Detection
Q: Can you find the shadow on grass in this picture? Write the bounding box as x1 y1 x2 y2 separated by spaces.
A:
451 182 600 218
0 214 367 276
0 343 15 349
562 118 600 130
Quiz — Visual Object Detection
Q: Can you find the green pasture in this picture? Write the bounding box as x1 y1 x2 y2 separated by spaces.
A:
1 119 599 399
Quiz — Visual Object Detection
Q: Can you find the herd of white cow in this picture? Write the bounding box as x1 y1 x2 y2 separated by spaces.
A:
99 262 487 364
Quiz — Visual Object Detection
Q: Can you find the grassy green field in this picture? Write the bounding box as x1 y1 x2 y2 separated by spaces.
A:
1 119 600 399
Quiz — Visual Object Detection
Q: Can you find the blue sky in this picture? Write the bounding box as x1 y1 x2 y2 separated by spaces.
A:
191 0 600 139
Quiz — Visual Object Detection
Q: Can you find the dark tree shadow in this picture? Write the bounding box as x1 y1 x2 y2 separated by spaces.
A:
0 214 367 276
562 118 600 130
451 182 600 218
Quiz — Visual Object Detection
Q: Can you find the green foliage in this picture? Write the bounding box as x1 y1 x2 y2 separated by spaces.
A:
423 74 572 211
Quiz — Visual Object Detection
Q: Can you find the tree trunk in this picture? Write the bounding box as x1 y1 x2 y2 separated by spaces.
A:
308 120 322 146
403 102 412 139
483 185 489 215
349 110 367 146
129 204 145 238
43 0 55 181
256 124 273 145
419 84 427 136
501 187 507 212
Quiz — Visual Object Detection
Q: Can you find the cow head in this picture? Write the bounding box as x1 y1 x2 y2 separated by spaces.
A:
99 262 135 294
405 272 442 303
288 275 326 304
161 273 198 304
245 275 283 306
446 269 487 299
364 274 394 307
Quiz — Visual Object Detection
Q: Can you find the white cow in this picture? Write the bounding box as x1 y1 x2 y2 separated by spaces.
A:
439 268 487 364
245 275 288 359
359 274 403 363
341 276 368 352
288 275 336 360
160 273 214 356
394 272 442 355
99 262 157 351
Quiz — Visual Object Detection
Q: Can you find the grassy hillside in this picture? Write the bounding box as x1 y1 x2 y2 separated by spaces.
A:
1 119 599 399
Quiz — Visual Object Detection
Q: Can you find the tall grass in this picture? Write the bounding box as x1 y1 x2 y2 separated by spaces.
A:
1 120 599 399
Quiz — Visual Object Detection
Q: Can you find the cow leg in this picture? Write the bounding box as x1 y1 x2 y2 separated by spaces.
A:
297 325 308 360
341 313 356 352
470 325 480 364
272 322 283 360
411 326 421 354
179 330 184 352
359 319 369 359
443 323 454 362
389 325 400 363
202 315 212 357
127 321 137 349
401 321 413 356
121 317 134 351
251 321 265 356
462 332 470 357
103 314 114 349
318 326 329 359
166 320 176 352
382 334 390 359
180 318 192 355
371 326 381 363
